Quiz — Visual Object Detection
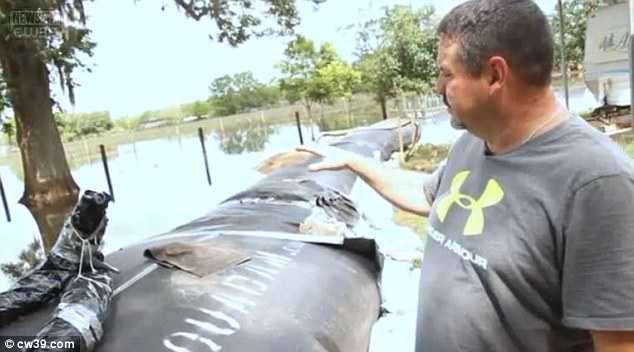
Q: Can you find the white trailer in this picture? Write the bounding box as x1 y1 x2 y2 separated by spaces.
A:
583 0 631 108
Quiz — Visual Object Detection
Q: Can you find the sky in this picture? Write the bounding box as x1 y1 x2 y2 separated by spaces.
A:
53 0 558 119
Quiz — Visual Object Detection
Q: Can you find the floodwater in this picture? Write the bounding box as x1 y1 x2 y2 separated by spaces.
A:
0 88 599 292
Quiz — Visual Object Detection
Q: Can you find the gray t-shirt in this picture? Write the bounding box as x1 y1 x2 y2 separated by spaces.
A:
416 115 634 352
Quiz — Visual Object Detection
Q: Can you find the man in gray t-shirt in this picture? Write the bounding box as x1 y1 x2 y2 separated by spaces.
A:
418 115 634 351
298 0 634 350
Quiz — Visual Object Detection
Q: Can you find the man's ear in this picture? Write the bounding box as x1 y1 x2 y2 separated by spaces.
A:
487 56 508 92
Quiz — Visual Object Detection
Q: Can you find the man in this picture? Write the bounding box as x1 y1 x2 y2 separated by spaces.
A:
297 0 634 351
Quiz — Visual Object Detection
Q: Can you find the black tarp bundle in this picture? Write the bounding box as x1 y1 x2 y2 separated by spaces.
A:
0 190 116 351
26 268 114 352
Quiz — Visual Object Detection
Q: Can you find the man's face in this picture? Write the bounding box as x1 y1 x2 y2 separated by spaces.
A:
435 38 490 131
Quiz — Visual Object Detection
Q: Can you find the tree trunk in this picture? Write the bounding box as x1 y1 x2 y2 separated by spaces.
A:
0 32 79 250
395 95 406 163
345 100 352 128
380 97 388 120
319 103 326 131
302 97 313 120
299 103 316 141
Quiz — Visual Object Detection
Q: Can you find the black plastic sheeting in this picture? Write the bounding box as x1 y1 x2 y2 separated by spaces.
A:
0 256 77 328
171 119 421 242
0 190 115 351
1 118 422 352
27 269 114 352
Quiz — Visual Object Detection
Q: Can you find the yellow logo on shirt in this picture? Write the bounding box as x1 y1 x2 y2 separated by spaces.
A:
435 170 504 236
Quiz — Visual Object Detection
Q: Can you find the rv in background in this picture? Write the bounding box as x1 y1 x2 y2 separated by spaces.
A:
583 0 633 126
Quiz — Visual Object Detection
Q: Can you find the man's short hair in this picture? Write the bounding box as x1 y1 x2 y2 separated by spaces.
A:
438 0 554 86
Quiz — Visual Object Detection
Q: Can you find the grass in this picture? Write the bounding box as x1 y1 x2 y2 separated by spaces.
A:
393 208 428 238
391 144 450 243
400 143 450 172
614 135 634 158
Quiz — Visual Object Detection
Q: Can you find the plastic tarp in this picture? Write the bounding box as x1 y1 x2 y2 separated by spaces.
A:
0 190 117 352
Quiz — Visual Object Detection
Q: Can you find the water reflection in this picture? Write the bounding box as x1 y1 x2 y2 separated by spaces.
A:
214 120 277 155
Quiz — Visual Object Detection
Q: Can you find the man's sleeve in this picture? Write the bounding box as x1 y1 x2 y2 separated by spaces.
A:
423 158 447 204
562 173 634 330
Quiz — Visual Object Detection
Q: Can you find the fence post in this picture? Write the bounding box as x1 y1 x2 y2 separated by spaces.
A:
0 171 11 222
83 138 92 164
176 124 182 151
99 145 115 202
295 111 304 145
198 128 212 186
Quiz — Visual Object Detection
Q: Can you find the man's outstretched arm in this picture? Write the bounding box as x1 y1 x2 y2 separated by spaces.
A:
346 156 436 217
296 145 443 217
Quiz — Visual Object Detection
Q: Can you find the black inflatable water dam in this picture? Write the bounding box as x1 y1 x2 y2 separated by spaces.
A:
1 118 421 352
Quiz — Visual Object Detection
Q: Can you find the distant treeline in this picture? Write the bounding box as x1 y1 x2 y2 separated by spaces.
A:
2 111 115 143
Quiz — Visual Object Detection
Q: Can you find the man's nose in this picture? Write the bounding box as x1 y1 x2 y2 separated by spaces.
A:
434 77 444 95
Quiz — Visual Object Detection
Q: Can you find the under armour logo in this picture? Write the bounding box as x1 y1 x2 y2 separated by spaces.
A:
435 170 504 236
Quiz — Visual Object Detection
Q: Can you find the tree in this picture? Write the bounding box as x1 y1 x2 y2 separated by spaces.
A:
277 37 348 122
0 0 325 249
550 0 607 75
114 116 138 131
53 111 113 141
183 100 211 119
312 60 361 118
304 42 341 115
281 85 302 105
209 71 279 116
277 35 319 117
355 47 399 120
1 116 14 145
55 112 79 141
76 111 114 136
0 1 94 249
1 238 44 280
173 0 326 46
255 80 283 108
354 5 439 119
0 74 8 118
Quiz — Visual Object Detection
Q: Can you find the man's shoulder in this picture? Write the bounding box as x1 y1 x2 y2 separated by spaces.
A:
554 116 634 187
440 116 633 177
562 117 633 169
444 130 481 156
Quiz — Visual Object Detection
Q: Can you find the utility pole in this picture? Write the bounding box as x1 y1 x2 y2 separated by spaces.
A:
629 0 634 132
558 0 569 109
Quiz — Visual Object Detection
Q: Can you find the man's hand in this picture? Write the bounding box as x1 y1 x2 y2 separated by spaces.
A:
295 145 362 172
297 144 433 216
591 331 634 352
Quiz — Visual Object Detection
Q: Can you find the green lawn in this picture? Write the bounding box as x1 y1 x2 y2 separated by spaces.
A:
616 136 634 158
